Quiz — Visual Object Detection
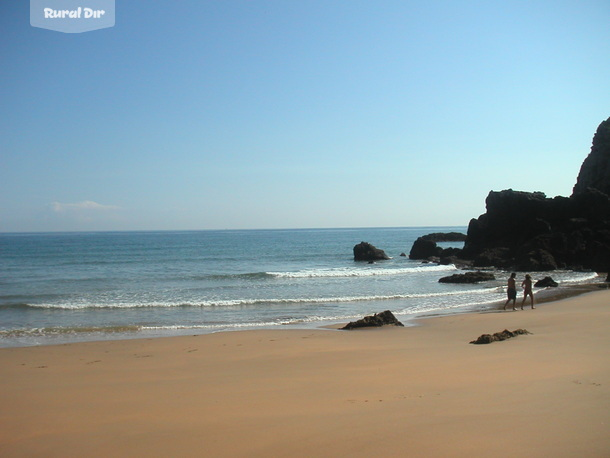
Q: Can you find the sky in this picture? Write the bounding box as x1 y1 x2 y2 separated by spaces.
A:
1 0 609 232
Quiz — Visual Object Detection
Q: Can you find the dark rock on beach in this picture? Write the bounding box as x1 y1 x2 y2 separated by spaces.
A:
341 310 404 330
470 328 531 345
534 276 558 288
438 271 495 283
353 242 390 262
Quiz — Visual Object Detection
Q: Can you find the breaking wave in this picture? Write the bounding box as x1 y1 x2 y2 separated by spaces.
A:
9 287 499 310
267 264 457 278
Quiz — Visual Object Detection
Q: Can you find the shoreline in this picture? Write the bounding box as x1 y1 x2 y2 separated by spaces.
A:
395 279 609 327
1 286 608 456
1 278 606 349
322 281 608 330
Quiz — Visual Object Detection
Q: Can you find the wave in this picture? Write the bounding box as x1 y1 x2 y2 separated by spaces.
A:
141 321 312 331
140 312 406 332
9 287 500 310
554 271 600 284
200 272 274 281
0 314 386 338
398 297 504 315
267 264 457 278
2 296 502 340
0 325 142 338
4 271 599 312
191 264 458 281
0 302 32 310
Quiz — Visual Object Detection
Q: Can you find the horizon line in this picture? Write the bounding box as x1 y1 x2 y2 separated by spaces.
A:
0 225 469 235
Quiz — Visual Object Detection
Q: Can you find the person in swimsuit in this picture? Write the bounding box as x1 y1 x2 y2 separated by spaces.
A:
503 272 517 310
521 274 535 309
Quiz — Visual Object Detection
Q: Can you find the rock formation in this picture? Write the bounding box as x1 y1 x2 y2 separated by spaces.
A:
573 117 610 196
409 232 466 263
459 117 610 272
438 271 495 283
409 238 441 260
420 232 467 242
470 328 531 345
341 310 404 330
407 118 610 272
461 187 610 271
534 276 558 288
353 242 390 261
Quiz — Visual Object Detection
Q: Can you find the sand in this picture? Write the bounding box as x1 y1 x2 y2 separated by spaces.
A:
0 289 608 457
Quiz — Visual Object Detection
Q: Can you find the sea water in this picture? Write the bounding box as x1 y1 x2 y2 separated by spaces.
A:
0 228 600 347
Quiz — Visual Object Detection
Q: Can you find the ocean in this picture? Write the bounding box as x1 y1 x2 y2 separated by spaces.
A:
0 227 601 347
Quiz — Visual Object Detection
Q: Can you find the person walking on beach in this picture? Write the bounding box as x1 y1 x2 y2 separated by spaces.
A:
521 274 535 309
503 272 517 310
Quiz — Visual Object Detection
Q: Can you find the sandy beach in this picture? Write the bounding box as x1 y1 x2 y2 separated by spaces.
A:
1 289 608 457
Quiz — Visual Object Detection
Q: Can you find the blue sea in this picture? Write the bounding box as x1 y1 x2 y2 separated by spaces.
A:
0 227 601 347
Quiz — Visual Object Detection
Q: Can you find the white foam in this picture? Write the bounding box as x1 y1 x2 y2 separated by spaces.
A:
27 284 502 310
267 264 457 278
556 271 600 284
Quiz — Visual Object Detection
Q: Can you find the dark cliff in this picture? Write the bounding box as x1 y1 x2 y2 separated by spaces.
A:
461 117 610 272
462 188 610 271
573 117 610 196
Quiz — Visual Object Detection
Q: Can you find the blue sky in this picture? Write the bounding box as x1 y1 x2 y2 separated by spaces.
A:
1 0 609 232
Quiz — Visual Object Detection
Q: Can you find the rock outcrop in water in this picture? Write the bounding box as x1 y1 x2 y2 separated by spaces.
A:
534 276 558 288
409 232 467 264
353 242 390 261
409 238 441 260
438 271 495 283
